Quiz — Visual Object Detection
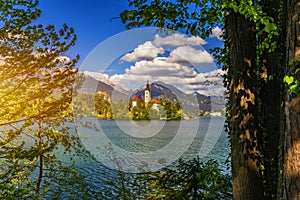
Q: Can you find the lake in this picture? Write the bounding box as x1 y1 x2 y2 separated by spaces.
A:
71 117 230 193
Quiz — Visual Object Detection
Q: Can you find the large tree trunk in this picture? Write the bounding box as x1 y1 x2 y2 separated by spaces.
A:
259 0 283 199
283 0 300 199
225 10 264 200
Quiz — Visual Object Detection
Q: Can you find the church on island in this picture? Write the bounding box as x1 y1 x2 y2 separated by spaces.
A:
130 81 182 120
131 81 160 110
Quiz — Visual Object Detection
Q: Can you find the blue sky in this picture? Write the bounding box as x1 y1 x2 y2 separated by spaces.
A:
37 0 225 95
37 0 128 65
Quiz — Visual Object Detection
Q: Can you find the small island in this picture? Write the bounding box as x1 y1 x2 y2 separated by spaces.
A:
73 79 227 120
129 81 182 120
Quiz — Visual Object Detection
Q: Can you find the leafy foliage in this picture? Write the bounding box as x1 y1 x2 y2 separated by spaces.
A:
130 100 151 120
73 92 113 119
105 157 232 200
130 99 182 120
111 99 131 119
120 0 290 199
120 0 223 38
284 58 300 93
160 99 182 120
0 0 97 198
95 92 113 119
145 158 232 200
284 75 299 93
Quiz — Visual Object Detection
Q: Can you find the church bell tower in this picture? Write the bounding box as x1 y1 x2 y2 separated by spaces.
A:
145 81 151 103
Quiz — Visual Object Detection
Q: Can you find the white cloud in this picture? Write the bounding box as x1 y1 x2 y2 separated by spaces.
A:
199 69 225 86
110 73 196 91
186 74 207 85
182 84 225 97
210 27 223 40
209 87 226 96
109 73 147 89
83 71 110 81
107 61 225 95
84 65 226 96
121 41 164 62
182 84 208 91
124 57 197 78
203 68 226 77
153 33 207 47
82 33 225 96
195 90 211 96
168 46 214 65
85 68 225 96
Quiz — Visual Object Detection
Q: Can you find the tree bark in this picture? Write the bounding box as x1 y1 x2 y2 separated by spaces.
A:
283 0 300 199
225 10 264 200
35 120 43 198
259 0 283 199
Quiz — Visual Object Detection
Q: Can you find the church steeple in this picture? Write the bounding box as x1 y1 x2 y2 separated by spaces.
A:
145 81 151 103
145 80 150 90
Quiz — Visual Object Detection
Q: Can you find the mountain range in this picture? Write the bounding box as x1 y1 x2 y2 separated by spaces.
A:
78 74 131 101
78 72 225 111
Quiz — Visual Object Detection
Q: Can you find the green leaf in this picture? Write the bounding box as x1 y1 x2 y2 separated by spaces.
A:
290 84 299 93
265 23 277 33
284 76 295 85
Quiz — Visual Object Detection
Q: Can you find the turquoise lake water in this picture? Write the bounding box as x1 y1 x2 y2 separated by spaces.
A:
74 117 230 185
42 117 230 198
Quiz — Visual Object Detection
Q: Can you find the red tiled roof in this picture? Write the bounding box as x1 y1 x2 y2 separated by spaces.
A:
151 99 160 104
132 95 143 102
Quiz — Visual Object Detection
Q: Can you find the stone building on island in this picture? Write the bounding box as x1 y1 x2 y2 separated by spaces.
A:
131 81 160 109
131 95 143 107
144 80 151 103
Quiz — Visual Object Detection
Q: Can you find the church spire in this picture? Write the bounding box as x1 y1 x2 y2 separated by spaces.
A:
145 81 151 103
145 80 150 90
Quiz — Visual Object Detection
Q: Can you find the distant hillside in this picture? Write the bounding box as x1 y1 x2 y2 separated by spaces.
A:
132 82 173 100
130 82 224 111
78 72 225 111
78 74 131 101
154 81 185 96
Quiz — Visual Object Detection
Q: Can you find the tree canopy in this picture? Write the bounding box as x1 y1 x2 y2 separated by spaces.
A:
0 0 98 198
120 0 300 199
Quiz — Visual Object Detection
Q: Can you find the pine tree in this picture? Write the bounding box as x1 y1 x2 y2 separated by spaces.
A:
0 1 96 198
